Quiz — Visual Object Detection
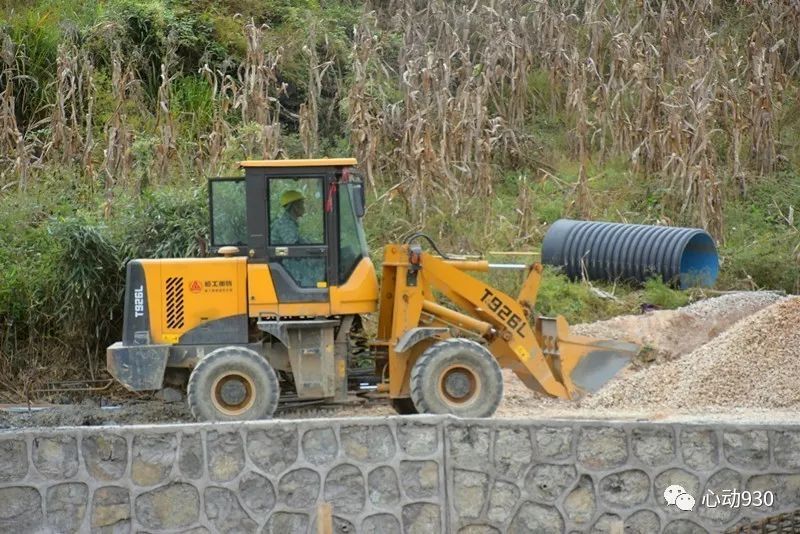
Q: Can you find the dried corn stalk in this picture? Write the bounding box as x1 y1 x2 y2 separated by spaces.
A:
152 37 178 183
199 62 237 176
102 41 139 205
237 20 286 159
347 22 385 188
0 31 30 188
299 22 333 158
45 39 84 164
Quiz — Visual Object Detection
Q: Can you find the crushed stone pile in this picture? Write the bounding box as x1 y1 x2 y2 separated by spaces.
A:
585 296 800 410
572 291 785 362
497 291 786 417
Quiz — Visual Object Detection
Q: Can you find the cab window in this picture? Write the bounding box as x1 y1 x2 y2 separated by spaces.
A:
267 176 326 289
268 177 324 246
338 183 368 283
210 179 246 246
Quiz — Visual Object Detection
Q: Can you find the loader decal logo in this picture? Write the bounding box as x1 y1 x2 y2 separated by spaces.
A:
188 280 233 294
204 280 233 293
480 288 526 337
133 285 145 318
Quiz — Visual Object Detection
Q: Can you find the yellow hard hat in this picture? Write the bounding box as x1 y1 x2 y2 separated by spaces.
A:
280 189 305 207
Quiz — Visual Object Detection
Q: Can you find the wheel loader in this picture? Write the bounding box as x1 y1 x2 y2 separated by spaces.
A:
107 158 639 421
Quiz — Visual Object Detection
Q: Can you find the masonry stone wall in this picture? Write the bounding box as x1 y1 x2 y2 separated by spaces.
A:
1 415 798 533
445 418 800 533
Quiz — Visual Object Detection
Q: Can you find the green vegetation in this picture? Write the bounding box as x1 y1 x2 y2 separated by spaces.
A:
1 0 798 391
642 278 691 311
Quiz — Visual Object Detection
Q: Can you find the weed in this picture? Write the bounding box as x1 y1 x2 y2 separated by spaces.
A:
642 278 690 310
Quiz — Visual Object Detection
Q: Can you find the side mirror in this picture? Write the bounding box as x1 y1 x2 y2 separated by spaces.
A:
352 182 366 218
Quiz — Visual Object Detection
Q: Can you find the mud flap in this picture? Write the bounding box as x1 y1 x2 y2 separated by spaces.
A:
569 339 640 393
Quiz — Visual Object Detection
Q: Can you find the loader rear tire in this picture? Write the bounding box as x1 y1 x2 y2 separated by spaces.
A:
410 338 502 418
187 346 280 422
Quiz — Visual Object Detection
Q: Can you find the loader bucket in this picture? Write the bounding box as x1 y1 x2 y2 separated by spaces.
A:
567 339 640 393
539 316 640 397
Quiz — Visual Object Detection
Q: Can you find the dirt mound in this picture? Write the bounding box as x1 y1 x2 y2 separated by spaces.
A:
585 297 800 410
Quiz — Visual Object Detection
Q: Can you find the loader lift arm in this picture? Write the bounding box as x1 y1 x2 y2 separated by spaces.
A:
420 253 571 398
375 244 639 411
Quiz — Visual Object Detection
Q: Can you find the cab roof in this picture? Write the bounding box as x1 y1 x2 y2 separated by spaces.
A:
239 158 357 168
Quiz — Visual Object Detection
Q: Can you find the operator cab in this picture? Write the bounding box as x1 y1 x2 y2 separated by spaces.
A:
209 159 369 303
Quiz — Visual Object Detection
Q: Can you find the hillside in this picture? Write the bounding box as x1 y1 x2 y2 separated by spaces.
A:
0 0 799 395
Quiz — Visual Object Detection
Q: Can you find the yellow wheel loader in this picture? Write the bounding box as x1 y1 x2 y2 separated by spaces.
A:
107 158 639 421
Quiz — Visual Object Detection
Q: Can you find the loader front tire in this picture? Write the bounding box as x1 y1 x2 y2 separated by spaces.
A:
410 338 503 418
187 346 280 422
391 397 419 415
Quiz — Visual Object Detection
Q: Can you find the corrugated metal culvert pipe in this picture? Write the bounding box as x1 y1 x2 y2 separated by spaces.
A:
541 219 719 289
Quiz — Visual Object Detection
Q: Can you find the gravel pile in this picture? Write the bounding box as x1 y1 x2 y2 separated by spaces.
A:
585 297 800 410
498 291 787 417
572 291 785 362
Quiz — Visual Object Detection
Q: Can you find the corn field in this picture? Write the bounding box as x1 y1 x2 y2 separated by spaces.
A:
1 1 799 238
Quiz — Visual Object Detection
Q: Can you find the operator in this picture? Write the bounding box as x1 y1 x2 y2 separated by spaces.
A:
271 189 307 245
270 188 323 288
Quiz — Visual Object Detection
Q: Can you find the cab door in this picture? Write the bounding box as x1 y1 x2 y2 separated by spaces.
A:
264 173 333 303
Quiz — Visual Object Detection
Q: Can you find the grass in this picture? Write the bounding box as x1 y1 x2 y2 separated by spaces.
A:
642 278 691 310
716 172 800 292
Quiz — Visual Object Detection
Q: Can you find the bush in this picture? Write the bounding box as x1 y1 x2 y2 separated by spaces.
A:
0 191 64 337
48 217 124 350
0 183 211 389
5 9 62 126
115 185 209 261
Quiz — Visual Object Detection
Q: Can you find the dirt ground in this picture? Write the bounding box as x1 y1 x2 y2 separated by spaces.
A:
0 291 791 429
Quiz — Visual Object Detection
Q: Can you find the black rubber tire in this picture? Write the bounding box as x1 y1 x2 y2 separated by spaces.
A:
391 397 419 415
187 346 280 422
410 338 503 418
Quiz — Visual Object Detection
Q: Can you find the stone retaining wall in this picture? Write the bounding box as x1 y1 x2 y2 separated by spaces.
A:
1 415 799 533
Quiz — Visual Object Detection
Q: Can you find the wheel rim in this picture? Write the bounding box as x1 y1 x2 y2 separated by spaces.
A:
211 372 256 416
438 364 481 406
